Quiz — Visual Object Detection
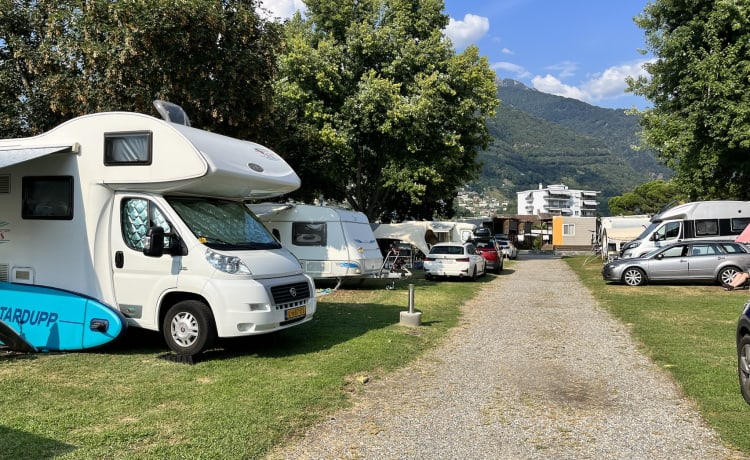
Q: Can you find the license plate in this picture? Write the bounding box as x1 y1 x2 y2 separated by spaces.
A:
285 306 306 320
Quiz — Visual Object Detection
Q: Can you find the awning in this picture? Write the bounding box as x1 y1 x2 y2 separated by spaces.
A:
0 145 77 169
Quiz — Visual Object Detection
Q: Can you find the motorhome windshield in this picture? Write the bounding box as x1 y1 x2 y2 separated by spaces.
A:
635 221 660 240
167 197 281 250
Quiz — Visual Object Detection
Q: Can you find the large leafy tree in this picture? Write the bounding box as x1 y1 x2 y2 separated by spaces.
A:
608 179 684 215
628 0 750 200
0 0 280 140
270 0 498 221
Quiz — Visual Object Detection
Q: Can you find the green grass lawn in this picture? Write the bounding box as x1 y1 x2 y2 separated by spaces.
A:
0 272 487 459
565 256 750 453
5 257 749 458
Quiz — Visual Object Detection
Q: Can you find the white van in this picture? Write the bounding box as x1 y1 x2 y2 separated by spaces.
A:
248 203 383 282
620 201 750 258
0 102 316 356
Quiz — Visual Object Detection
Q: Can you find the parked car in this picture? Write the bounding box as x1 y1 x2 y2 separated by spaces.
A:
472 239 504 273
736 300 750 404
423 242 487 281
496 239 518 260
601 240 750 286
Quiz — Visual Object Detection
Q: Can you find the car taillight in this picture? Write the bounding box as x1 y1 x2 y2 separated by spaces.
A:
424 256 434 261
456 257 470 262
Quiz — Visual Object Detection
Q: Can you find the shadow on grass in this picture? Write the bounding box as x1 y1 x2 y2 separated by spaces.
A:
101 299 424 363
0 425 75 459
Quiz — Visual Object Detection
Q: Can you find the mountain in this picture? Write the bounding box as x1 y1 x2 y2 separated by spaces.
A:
473 79 671 214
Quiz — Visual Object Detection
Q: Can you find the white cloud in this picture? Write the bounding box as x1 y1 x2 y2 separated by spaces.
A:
545 61 577 79
531 74 588 101
444 14 490 49
491 62 531 80
257 0 306 21
531 59 653 106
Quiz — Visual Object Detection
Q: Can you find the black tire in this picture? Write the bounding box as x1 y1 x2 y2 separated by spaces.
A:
719 266 742 286
162 300 216 356
738 334 750 405
622 267 646 286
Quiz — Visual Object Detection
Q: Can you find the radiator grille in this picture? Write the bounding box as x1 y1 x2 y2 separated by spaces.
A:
270 282 310 304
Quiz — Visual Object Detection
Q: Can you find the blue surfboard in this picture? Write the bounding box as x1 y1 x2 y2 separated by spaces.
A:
0 282 127 352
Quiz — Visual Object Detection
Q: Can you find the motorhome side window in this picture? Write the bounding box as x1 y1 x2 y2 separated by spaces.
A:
694 219 719 236
121 198 172 250
22 176 74 220
292 222 327 246
104 131 153 165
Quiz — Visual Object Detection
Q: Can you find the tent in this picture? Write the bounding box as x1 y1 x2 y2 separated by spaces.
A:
736 224 750 243
371 221 476 255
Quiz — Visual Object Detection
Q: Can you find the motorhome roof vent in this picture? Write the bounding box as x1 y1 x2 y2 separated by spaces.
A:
0 264 8 282
153 100 191 127
0 174 9 194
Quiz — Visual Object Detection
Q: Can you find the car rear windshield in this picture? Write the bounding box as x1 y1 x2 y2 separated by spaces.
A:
430 246 464 255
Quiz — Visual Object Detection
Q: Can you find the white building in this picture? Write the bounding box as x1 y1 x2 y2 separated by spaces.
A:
517 183 599 217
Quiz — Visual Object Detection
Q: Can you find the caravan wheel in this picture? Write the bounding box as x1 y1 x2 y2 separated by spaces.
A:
163 300 217 356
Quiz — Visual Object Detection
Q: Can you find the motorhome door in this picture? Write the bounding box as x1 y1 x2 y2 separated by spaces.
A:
110 194 180 329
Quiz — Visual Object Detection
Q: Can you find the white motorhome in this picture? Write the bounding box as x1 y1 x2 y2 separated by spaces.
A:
248 203 383 282
0 102 316 356
620 201 750 258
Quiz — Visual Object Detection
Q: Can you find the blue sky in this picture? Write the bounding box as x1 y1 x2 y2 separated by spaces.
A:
260 0 653 110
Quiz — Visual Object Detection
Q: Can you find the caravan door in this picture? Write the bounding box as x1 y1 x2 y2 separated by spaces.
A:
110 194 180 329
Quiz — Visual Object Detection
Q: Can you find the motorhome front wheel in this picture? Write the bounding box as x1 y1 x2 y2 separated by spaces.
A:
163 300 217 356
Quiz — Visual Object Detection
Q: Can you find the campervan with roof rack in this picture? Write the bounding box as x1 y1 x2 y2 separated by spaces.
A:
0 101 316 356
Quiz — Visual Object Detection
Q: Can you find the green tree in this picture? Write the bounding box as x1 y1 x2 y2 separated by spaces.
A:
608 179 684 215
0 0 280 140
628 0 750 200
270 0 498 221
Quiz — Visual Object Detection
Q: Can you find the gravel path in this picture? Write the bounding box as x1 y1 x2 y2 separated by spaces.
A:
268 256 746 459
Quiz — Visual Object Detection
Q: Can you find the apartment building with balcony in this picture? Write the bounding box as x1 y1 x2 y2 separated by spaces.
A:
516 183 599 217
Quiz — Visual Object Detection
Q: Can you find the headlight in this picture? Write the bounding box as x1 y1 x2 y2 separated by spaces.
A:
205 249 252 275
624 241 641 251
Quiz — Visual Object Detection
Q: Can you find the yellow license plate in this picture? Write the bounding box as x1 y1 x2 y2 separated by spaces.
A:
285 306 306 320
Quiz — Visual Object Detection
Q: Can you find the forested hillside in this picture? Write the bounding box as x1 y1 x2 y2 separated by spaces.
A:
475 79 672 214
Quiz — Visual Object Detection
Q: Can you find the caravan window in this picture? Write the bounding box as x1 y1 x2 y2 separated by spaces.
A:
22 176 74 220
732 218 750 233
104 131 153 165
695 219 719 236
292 222 327 246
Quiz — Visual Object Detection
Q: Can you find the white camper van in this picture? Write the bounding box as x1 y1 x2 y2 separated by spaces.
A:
248 203 383 281
620 201 750 258
0 102 316 356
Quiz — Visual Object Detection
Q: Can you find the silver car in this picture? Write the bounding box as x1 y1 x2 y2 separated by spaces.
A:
601 240 750 286
424 242 486 281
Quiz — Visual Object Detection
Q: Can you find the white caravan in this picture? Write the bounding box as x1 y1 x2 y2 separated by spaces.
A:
598 215 650 260
248 203 383 282
620 201 750 258
0 102 316 356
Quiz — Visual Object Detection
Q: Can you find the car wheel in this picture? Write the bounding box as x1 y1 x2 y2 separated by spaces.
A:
622 267 646 286
719 266 742 286
738 334 750 405
162 300 217 357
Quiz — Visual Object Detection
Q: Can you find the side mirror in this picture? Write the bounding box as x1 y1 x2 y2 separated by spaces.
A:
143 226 165 257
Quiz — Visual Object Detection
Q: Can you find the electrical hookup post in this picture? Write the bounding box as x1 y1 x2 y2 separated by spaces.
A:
399 284 422 326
